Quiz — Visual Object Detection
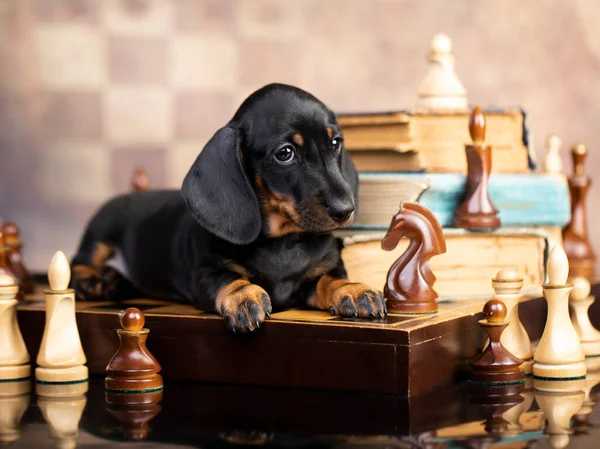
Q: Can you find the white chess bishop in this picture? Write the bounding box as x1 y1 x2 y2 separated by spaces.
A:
416 33 468 111
533 246 586 391
36 251 88 396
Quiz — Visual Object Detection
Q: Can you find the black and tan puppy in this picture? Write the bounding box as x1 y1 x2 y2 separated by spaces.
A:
71 83 385 332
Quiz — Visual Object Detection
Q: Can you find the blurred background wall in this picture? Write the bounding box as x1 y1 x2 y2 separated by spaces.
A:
1 0 599 272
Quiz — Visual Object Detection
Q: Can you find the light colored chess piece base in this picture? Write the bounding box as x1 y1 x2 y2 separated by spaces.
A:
35 366 89 397
0 364 31 383
533 371 587 393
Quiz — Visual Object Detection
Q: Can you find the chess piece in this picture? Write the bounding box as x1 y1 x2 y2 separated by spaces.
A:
36 251 88 397
562 143 596 278
3 221 34 293
544 134 563 175
492 269 534 375
0 273 30 387
0 384 29 445
381 202 447 313
533 381 585 449
106 389 163 441
132 167 150 192
569 276 600 357
416 33 468 111
0 230 15 281
453 107 501 230
105 308 163 393
501 381 535 437
533 246 586 391
38 386 87 449
468 298 525 385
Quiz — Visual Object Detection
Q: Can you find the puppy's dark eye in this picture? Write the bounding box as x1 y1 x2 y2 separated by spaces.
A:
274 146 295 165
331 137 343 153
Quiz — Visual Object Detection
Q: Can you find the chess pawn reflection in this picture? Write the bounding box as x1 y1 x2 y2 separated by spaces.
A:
105 308 163 393
106 389 163 441
38 385 88 449
533 381 585 449
569 276 600 356
533 246 586 390
36 251 88 396
469 383 525 436
416 33 468 110
501 379 535 437
0 383 29 445
492 269 534 375
544 134 563 175
0 273 30 389
469 298 525 385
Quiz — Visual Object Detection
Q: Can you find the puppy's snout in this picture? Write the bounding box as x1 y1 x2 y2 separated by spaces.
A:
326 201 355 223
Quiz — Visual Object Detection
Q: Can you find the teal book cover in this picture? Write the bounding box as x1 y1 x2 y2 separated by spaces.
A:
352 172 570 229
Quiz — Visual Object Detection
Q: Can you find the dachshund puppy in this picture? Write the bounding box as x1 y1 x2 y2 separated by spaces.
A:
71 83 385 332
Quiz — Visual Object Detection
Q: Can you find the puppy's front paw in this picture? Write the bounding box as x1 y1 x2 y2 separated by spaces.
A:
330 282 386 319
217 280 272 333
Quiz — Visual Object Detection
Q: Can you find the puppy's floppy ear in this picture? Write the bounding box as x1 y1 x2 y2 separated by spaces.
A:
181 127 261 245
341 149 359 211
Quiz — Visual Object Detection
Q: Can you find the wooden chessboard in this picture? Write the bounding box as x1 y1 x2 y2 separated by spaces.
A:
17 284 554 396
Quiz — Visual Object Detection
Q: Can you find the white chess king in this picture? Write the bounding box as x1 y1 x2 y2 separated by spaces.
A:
35 251 88 396
533 245 586 390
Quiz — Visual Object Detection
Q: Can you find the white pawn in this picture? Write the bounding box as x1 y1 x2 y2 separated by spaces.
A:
493 269 534 375
0 273 30 392
569 276 600 356
533 245 586 391
36 251 88 397
416 33 468 111
544 134 563 175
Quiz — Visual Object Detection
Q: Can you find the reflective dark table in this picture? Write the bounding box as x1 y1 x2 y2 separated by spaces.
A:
4 372 600 449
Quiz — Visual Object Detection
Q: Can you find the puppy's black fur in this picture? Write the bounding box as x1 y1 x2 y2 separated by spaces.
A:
71 83 385 332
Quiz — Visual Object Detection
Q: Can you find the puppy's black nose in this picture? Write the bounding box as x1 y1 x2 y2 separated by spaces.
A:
327 202 355 223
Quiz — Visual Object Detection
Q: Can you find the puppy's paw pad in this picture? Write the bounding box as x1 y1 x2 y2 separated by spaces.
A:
331 283 386 319
218 284 272 333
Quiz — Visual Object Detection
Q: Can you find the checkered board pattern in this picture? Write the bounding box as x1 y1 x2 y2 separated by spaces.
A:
20 283 489 332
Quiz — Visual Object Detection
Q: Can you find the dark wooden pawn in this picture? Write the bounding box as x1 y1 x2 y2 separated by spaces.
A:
0 230 14 281
132 167 150 192
469 298 525 385
563 144 596 278
3 222 34 294
453 106 501 230
105 308 163 393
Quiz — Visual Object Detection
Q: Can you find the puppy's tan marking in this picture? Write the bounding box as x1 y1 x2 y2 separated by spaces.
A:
306 254 339 279
255 174 303 237
326 127 333 139
72 264 98 279
223 260 250 278
292 133 304 146
91 242 114 269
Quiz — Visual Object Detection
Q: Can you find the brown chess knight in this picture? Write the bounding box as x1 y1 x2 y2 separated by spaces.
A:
381 202 447 313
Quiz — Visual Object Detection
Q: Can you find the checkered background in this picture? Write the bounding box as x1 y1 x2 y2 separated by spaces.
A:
2 0 600 272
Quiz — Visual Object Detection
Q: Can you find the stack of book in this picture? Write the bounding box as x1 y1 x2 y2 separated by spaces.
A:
334 107 570 299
